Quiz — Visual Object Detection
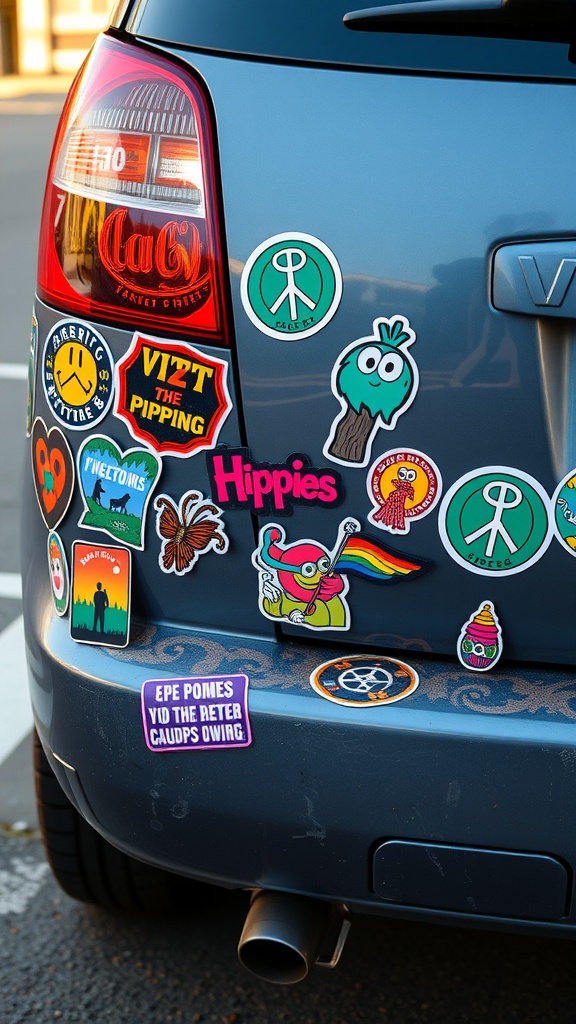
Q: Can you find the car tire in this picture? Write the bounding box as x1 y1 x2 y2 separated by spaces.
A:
33 728 191 912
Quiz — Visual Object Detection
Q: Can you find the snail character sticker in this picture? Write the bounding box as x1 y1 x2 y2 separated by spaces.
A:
206 447 344 515
324 316 419 467
252 517 430 632
155 490 229 576
114 332 232 457
70 542 131 648
240 232 342 340
77 435 161 550
31 417 75 530
42 318 114 429
457 600 503 673
47 531 69 617
367 449 441 535
439 467 552 576
26 313 38 437
141 674 252 752
552 469 576 556
310 654 419 707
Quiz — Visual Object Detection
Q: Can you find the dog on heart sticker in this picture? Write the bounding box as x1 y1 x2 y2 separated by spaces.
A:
32 417 75 529
76 434 162 550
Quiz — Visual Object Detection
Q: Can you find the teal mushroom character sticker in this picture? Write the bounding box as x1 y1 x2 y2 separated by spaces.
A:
324 315 419 467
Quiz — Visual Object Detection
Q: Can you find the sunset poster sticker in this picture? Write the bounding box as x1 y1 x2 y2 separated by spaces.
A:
70 542 131 648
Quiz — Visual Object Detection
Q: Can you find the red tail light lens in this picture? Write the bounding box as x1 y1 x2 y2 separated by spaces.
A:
37 35 229 343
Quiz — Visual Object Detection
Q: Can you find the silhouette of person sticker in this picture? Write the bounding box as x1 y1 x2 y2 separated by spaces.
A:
93 581 109 632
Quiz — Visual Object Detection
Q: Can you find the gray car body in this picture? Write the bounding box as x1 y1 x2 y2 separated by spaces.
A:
22 1 576 934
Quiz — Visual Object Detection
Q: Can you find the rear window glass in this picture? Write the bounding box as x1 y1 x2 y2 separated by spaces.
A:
127 0 576 80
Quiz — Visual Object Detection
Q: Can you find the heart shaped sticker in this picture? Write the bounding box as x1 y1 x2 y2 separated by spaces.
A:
77 434 162 550
32 417 75 529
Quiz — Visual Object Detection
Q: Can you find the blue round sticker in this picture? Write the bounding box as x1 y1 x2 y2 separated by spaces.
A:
42 318 114 430
310 654 418 707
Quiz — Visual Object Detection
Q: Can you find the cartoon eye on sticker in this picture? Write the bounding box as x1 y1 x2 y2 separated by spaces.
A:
367 449 442 537
457 601 503 672
378 353 405 382
252 517 431 633
47 530 69 616
324 316 419 468
300 561 317 579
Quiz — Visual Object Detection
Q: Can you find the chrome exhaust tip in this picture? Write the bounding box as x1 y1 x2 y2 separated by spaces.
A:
237 890 350 985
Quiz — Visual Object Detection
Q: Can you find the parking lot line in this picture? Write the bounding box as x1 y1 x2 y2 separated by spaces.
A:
0 615 33 766
0 364 26 380
0 572 22 600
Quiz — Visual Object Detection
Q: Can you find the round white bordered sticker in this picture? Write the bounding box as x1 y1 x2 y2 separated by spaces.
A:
42 318 114 430
240 232 342 340
310 654 419 707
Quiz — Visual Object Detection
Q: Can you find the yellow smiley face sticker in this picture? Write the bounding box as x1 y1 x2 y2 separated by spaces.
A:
43 319 114 430
53 341 98 406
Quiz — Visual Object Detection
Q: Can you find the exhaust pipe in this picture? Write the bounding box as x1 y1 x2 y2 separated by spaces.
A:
237 890 350 984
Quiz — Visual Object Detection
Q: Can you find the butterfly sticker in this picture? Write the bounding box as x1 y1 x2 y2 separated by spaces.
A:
154 490 229 576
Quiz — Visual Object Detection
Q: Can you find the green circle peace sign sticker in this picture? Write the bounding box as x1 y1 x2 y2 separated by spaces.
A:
240 232 342 340
439 467 552 576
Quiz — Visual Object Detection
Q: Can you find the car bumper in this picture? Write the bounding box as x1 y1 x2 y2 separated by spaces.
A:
23 551 576 936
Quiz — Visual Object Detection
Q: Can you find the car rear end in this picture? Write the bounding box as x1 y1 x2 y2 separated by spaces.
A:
22 0 576 977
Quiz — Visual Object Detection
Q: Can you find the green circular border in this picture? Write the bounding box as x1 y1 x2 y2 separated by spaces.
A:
438 467 552 576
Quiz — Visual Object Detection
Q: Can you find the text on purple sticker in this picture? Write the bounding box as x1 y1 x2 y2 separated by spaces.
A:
141 674 251 752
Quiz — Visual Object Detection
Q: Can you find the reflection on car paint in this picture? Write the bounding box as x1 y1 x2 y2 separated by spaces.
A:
26 313 38 437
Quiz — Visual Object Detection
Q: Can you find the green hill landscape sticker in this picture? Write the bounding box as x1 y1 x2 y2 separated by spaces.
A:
77 435 162 550
71 542 131 648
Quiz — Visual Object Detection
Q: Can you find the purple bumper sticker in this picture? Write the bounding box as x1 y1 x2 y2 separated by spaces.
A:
141 674 252 752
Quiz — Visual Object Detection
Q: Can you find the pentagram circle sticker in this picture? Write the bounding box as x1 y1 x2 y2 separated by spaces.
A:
240 232 342 340
310 654 419 707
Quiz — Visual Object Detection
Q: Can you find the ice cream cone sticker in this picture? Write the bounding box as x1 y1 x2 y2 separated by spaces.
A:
457 600 503 672
324 315 419 468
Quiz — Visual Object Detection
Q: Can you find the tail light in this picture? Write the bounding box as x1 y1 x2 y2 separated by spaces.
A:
37 34 229 344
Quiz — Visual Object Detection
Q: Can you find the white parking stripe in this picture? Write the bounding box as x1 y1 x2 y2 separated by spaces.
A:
0 617 33 766
0 364 27 380
0 856 50 913
0 573 22 600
